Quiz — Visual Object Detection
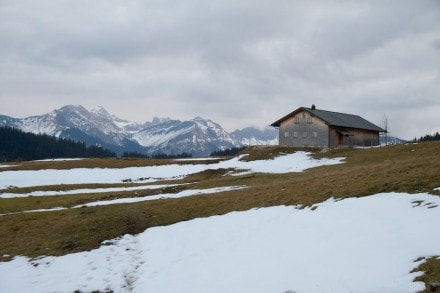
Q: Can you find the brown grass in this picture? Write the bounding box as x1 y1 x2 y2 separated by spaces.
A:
0 156 223 171
412 257 440 292
0 183 192 214
239 145 321 161
1 141 440 287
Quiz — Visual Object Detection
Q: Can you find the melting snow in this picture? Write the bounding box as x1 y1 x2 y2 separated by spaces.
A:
0 186 246 216
174 157 222 161
0 192 439 292
0 165 16 169
0 152 344 190
74 186 246 208
32 158 85 162
0 184 183 198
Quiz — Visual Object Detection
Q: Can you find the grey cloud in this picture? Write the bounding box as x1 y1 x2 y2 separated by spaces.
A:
433 38 440 50
0 0 439 139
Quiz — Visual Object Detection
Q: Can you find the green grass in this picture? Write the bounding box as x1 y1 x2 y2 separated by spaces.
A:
1 141 440 287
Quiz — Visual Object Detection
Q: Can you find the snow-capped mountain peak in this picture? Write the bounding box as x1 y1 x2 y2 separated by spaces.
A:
131 116 238 155
232 127 278 146
1 105 279 156
151 117 171 125
90 106 113 120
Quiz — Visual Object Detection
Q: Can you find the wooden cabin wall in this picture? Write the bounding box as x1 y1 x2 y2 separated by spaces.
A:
278 110 329 147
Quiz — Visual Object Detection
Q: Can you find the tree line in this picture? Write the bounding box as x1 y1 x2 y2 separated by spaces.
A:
0 126 116 162
413 132 440 142
0 126 194 162
122 151 192 159
210 146 246 157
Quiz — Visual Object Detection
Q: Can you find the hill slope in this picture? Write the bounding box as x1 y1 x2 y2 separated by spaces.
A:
0 142 439 291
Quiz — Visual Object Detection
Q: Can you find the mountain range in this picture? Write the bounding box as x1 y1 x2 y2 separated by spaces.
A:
0 105 278 157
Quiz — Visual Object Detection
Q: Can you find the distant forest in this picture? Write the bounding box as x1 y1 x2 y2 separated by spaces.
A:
210 146 246 157
0 126 116 162
413 132 440 142
122 151 192 159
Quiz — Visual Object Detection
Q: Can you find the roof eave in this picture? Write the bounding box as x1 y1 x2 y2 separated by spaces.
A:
330 125 386 133
270 107 306 128
270 106 386 132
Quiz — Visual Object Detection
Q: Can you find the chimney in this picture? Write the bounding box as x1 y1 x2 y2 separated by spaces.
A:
311 104 316 110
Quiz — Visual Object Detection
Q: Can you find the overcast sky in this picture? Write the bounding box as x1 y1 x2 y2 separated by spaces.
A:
1 0 439 139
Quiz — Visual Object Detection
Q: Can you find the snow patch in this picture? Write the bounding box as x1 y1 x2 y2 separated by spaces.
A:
0 192 438 292
174 157 222 161
74 186 246 207
0 184 183 198
32 158 85 162
0 186 245 216
0 165 17 169
0 152 344 189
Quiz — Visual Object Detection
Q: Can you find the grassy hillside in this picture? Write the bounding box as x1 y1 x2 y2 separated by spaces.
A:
1 142 439 289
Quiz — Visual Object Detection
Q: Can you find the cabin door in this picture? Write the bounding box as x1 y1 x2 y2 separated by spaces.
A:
337 133 343 145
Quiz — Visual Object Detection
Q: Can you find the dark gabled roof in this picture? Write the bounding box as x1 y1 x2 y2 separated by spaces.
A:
271 107 386 132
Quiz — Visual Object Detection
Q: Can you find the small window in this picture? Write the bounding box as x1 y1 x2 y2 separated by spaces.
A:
294 117 300 124
303 132 308 138
284 132 289 138
307 117 313 124
293 132 298 138
312 132 318 138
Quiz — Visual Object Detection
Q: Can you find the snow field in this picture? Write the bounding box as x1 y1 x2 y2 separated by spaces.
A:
2 152 438 292
0 151 344 190
1 192 439 292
